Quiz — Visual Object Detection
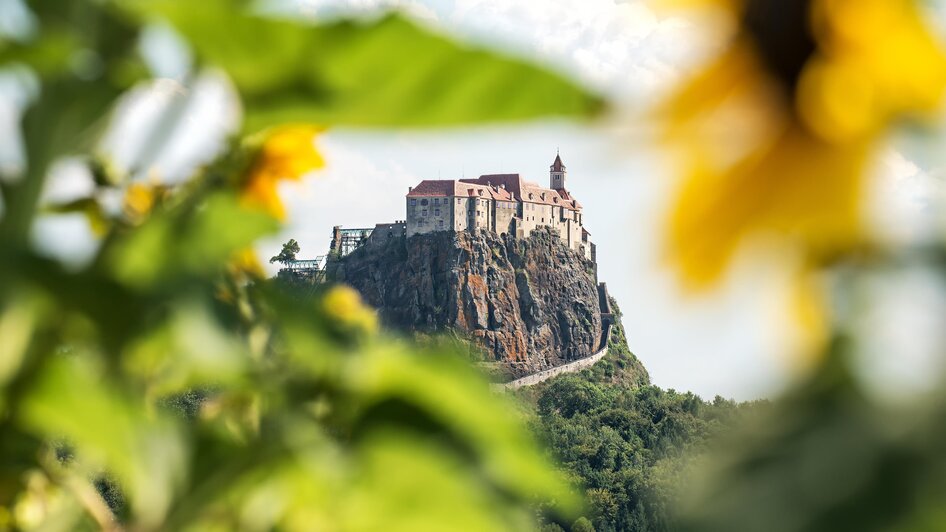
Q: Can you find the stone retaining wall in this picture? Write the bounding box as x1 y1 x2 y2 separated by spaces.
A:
495 323 612 391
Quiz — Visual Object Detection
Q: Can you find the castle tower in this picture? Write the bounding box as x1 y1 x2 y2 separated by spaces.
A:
550 152 566 190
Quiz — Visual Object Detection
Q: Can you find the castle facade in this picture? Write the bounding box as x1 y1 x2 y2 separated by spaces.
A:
403 155 593 259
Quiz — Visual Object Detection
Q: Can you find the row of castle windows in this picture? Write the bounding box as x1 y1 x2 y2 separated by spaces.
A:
416 219 446 228
411 197 573 212
411 197 490 207
410 198 578 222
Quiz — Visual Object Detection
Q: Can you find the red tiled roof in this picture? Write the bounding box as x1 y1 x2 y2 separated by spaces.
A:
407 173 581 210
462 174 523 200
407 179 514 201
406 180 456 197
555 188 582 209
465 174 581 210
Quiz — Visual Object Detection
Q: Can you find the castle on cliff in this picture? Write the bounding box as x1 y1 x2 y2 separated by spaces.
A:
404 154 593 260
328 154 595 262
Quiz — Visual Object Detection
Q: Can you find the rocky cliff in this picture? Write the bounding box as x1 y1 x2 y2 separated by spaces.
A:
325 228 603 379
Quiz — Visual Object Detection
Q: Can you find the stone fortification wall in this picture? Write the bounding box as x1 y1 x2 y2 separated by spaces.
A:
496 324 612 390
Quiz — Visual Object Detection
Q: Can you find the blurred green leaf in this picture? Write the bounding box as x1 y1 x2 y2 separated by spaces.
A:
45 197 111 235
106 192 278 288
124 301 250 397
20 355 188 527
346 343 580 513
118 0 604 131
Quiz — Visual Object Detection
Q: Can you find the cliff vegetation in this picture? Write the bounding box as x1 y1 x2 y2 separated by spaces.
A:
522 311 762 532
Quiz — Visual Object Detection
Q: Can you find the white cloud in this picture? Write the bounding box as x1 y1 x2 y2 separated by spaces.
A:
868 148 945 246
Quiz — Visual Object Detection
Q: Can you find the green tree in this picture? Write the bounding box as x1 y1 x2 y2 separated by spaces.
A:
572 516 596 532
527 319 757 531
270 238 301 265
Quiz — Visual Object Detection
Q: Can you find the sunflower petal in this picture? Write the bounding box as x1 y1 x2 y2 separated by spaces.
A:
666 124 871 289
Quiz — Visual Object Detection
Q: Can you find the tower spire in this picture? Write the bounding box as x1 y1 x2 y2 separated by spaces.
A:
550 152 566 189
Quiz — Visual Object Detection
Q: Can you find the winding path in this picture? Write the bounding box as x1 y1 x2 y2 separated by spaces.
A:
495 323 612 391
494 282 614 391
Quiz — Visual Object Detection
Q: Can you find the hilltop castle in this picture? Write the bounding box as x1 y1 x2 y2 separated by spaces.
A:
403 154 593 260
327 154 595 262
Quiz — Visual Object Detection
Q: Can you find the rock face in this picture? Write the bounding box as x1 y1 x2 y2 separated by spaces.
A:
326 228 603 379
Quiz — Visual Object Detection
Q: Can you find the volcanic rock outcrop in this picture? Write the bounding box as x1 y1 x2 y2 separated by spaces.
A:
325 227 603 379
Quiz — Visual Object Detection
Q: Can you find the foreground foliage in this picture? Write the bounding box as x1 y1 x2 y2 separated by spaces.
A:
0 0 601 529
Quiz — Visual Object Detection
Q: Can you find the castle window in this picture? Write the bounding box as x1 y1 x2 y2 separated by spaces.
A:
421 199 428 206
435 209 441 216
457 198 461 205
410 199 417 206
438 220 444 228
422 209 428 217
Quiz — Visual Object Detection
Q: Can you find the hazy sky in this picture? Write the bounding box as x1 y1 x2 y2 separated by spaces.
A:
258 0 805 399
22 0 946 400
256 0 946 400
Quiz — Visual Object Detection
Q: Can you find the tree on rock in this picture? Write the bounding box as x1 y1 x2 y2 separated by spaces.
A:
271 239 301 265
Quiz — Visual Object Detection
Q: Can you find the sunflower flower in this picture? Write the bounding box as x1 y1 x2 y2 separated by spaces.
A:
661 0 946 289
241 125 325 220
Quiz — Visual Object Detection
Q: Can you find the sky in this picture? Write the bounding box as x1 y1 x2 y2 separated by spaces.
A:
15 0 946 400
253 0 805 399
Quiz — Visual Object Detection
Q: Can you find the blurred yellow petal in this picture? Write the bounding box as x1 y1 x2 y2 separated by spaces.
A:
662 0 946 290
803 0 946 141
662 41 765 136
322 285 378 336
667 124 870 289
242 125 326 220
229 247 266 280
790 269 831 369
797 57 881 142
124 182 159 221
